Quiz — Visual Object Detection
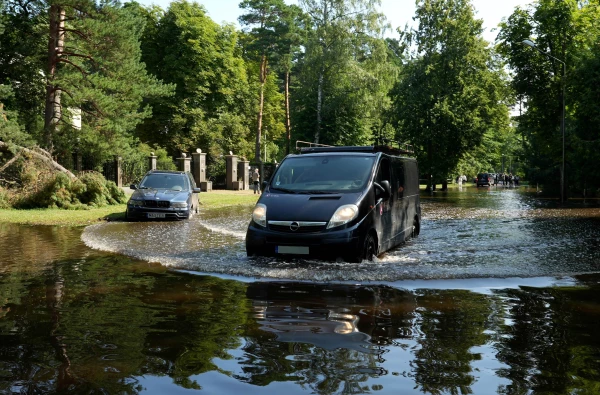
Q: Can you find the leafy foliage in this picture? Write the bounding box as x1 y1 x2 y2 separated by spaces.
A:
497 0 600 195
293 0 396 147
391 0 512 187
15 170 125 209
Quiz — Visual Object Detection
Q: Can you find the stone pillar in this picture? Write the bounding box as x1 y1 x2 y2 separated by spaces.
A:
149 153 157 171
177 153 191 173
225 154 238 190
191 149 206 185
238 160 250 190
115 156 122 187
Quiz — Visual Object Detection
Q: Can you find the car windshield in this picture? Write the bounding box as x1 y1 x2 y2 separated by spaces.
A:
140 174 188 190
269 155 375 193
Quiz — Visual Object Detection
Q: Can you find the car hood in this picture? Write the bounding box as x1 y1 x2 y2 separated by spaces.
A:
259 191 363 222
131 188 189 202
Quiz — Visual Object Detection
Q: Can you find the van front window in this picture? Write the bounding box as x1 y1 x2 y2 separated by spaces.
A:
270 156 375 193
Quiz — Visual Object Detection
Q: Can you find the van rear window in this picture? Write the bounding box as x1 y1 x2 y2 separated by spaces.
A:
270 156 375 193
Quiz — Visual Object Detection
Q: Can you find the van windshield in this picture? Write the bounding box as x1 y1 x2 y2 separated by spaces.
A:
270 155 375 193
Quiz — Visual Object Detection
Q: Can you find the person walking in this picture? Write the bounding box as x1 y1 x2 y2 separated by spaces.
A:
252 168 260 194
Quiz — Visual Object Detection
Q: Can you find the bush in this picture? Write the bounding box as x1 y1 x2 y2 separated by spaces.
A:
78 171 126 206
0 187 13 209
17 172 84 209
15 171 125 209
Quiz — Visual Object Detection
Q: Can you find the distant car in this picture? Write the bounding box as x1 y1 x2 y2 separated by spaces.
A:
476 173 491 187
126 170 200 221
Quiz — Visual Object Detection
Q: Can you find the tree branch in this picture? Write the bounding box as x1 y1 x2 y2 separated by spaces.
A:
57 58 89 76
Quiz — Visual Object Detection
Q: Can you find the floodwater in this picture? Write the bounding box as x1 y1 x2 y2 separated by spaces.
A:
1 186 600 394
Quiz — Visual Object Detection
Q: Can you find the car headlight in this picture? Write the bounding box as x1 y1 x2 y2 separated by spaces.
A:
327 204 359 229
128 199 144 207
252 203 267 227
172 202 188 208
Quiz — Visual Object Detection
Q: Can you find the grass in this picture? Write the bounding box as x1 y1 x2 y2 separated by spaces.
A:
0 189 260 227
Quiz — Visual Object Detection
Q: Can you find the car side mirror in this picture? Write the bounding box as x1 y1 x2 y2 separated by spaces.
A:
130 184 138 190
262 180 269 190
374 180 391 200
193 188 201 193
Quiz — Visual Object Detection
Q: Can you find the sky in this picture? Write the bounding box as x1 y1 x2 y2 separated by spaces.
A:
137 0 533 43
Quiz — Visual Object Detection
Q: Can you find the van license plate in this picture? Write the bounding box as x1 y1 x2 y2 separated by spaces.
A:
148 213 166 219
277 246 309 255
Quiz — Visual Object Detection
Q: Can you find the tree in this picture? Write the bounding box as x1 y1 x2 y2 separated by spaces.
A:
271 4 305 155
1 0 172 163
136 0 255 182
239 0 288 163
496 0 600 195
293 0 396 147
391 0 511 190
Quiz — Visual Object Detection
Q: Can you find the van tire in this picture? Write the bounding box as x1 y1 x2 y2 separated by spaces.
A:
412 217 420 238
346 232 377 263
364 233 377 261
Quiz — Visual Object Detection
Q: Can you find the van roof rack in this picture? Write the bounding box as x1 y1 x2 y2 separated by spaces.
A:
298 144 414 156
295 140 414 156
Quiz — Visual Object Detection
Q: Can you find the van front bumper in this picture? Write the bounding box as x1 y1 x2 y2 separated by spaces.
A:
245 223 362 260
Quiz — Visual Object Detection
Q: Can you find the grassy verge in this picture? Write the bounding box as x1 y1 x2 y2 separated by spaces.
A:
0 189 259 227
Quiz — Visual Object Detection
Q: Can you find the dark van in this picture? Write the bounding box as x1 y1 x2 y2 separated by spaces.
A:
245 146 421 262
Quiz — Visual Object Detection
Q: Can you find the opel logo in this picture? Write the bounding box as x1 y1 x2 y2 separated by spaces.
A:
290 221 300 231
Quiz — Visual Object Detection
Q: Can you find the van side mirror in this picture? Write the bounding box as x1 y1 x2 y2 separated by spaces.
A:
374 180 391 200
130 184 137 190
262 180 269 191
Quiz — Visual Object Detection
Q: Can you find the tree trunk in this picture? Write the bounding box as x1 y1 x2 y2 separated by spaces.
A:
285 69 291 155
315 70 323 144
255 54 267 163
314 0 328 145
44 4 65 155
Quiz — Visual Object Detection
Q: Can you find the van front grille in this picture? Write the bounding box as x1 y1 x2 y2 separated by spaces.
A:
268 221 327 233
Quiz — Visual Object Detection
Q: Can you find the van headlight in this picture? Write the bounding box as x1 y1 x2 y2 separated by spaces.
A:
252 203 267 227
327 204 359 229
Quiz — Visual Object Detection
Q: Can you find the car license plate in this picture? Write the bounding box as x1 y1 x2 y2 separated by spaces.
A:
147 213 166 219
276 246 309 255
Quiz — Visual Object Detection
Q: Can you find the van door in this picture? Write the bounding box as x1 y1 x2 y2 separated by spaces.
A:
374 158 393 251
391 159 409 245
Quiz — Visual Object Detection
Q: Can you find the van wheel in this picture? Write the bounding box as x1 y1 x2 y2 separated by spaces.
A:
412 217 420 238
346 233 377 263
363 233 377 261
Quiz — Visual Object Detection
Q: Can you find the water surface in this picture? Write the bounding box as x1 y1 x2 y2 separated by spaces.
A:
2 187 600 394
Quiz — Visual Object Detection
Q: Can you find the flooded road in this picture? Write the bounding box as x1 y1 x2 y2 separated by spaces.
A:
2 187 600 394
82 187 600 281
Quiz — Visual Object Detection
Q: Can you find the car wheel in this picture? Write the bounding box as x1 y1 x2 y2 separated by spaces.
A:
412 217 420 238
126 210 135 222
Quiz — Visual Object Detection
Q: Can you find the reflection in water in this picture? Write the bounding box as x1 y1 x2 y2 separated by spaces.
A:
2 241 600 394
249 282 381 354
82 189 600 282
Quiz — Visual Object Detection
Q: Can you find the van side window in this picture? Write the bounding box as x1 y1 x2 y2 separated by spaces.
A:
392 161 405 199
375 158 391 199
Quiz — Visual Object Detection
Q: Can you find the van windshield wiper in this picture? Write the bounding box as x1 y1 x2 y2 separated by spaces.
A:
270 186 297 194
297 190 336 194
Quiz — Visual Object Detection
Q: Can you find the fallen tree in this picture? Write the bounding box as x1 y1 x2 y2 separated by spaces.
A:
0 141 76 179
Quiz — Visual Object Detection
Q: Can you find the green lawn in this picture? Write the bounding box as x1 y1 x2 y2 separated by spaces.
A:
0 190 259 227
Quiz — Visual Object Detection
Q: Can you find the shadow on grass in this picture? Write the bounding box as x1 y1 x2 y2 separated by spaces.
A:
104 211 127 222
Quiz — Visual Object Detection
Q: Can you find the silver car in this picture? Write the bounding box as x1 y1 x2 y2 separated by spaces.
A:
126 170 200 220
